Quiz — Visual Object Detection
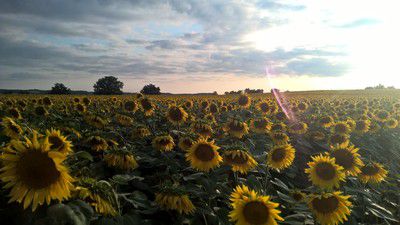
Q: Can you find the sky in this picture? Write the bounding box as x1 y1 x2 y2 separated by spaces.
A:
0 0 399 93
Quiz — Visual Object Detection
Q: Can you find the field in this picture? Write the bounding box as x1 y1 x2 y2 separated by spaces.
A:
0 90 399 225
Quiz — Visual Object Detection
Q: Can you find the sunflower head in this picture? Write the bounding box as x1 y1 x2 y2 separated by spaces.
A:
320 116 335 128
191 121 213 137
34 106 49 116
178 136 194 151
267 144 296 171
45 129 73 155
86 136 108 152
0 132 74 211
124 100 138 112
250 117 271 134
155 183 195 215
288 122 308 134
186 138 222 172
152 135 175 152
305 154 346 190
8 108 22 119
308 191 352 225
166 105 188 125
290 190 306 202
237 94 251 108
359 162 388 184
354 119 371 133
140 98 154 116
385 118 398 129
328 133 350 148
224 119 249 139
131 125 151 138
270 131 290 145
104 149 138 171
332 122 351 134
115 114 134 126
1 117 23 139
329 145 364 176
223 149 258 174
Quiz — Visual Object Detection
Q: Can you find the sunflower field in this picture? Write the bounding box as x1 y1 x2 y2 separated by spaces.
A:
0 90 399 225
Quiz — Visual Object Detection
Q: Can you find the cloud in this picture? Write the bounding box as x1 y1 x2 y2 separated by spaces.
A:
276 58 350 76
336 18 380 28
256 0 306 11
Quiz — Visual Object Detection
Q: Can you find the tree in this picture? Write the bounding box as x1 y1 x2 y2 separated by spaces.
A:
140 84 161 95
50 83 71 95
93 76 124 95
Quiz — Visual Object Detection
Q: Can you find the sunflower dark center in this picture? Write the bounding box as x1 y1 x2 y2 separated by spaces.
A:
331 149 354 169
194 144 215 161
330 134 347 145
315 162 336 180
124 101 137 111
17 151 60 189
260 103 269 112
271 147 286 162
49 136 64 149
141 99 153 110
229 122 244 131
238 96 249 106
242 201 269 225
158 138 172 146
361 165 380 175
311 196 339 214
168 107 184 121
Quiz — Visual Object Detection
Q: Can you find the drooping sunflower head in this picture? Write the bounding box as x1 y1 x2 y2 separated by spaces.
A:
308 191 352 225
75 177 118 216
152 135 175 152
237 94 251 108
290 190 306 202
209 103 219 114
123 100 138 112
332 121 351 134
308 131 326 142
139 97 154 116
0 133 74 211
223 149 258 174
8 107 22 119
104 149 138 171
42 97 53 106
86 136 108 152
115 114 134 127
229 190 283 225
305 154 346 190
328 133 350 148
45 129 73 155
288 121 308 134
1 117 23 139
178 136 194 151
34 106 49 116
155 184 195 215
320 116 335 128
359 162 388 184
224 119 249 139
185 138 222 172
75 103 86 113
191 121 213 137
267 144 296 171
131 125 151 138
354 119 371 133
84 114 107 129
250 117 271 134
329 145 364 176
270 131 290 145
166 105 188 125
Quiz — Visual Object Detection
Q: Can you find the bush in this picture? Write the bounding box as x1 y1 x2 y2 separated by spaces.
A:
140 84 160 95
93 76 124 95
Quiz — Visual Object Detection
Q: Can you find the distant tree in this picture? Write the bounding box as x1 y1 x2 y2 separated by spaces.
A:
140 84 161 95
50 83 71 95
93 76 124 95
212 91 218 95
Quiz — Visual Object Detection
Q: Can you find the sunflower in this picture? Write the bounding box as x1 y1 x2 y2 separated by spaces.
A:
131 125 151 138
270 122 287 133
166 105 188 125
184 100 193 109
86 136 108 152
288 122 308 134
140 97 154 116
230 185 256 203
270 132 290 146
124 100 138 112
34 106 49 116
359 162 388 184
331 122 351 134
309 131 326 142
257 101 270 113
85 114 107 129
250 118 271 134
8 108 22 119
178 136 194 151
115 114 134 126
191 121 213 137
385 118 398 129
75 178 118 216
328 133 350 148
267 144 295 171
155 192 195 215
320 116 335 128
237 94 251 108
329 145 364 176
229 189 283 225
305 155 346 190
223 149 258 174
290 190 306 202
0 133 74 211
354 119 370 133
308 191 352 225
152 135 175 152
75 103 86 113
374 110 390 122
186 138 222 172
104 151 138 171
224 120 249 139
45 129 73 155
1 117 23 139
